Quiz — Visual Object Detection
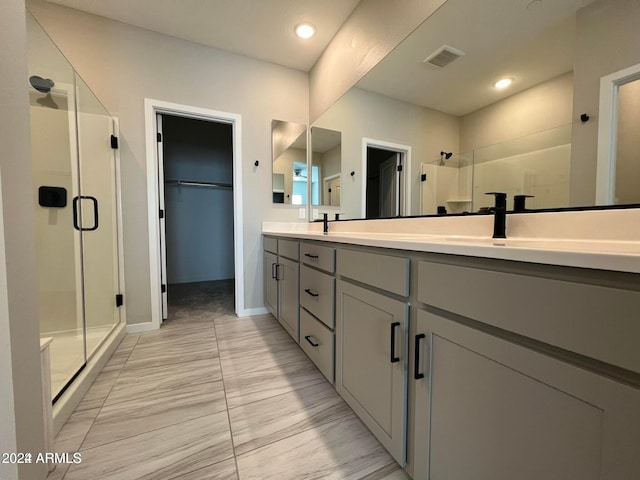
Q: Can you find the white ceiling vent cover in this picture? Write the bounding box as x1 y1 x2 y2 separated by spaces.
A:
422 45 466 68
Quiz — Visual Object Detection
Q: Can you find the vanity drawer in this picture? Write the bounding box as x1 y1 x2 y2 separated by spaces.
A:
337 248 410 297
301 242 336 273
300 307 334 384
300 265 335 329
278 239 299 261
418 260 640 374
264 236 278 254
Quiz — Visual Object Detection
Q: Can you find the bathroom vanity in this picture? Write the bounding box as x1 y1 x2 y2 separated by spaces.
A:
263 209 640 479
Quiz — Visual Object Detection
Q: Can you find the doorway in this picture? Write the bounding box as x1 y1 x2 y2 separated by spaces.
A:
145 99 244 330
157 114 235 321
364 141 410 218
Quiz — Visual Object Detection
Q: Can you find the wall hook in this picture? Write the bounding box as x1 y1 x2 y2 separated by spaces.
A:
350 171 355 177
580 113 590 123
254 160 259 167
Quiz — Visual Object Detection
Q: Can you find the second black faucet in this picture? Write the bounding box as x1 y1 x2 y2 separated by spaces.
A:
485 192 507 239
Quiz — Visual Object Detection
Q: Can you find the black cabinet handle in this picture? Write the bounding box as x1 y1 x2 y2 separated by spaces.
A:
271 262 277 279
304 288 319 297
414 334 426 380
304 253 319 259
275 264 281 281
390 322 400 363
72 195 99 231
304 335 319 347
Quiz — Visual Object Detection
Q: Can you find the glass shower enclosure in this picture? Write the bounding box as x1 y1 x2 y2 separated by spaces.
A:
27 13 123 402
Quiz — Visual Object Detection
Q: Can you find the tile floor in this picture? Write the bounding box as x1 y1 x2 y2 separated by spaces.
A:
48 280 406 479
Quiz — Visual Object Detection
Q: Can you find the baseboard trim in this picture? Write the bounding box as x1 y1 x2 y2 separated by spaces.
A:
126 321 158 333
239 307 270 317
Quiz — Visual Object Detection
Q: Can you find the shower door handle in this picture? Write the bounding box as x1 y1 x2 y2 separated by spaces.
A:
72 196 99 231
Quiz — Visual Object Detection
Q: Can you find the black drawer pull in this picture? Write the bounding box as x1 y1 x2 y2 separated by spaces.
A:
305 335 319 347
271 262 277 279
414 334 426 380
390 322 400 363
304 253 319 259
304 288 319 297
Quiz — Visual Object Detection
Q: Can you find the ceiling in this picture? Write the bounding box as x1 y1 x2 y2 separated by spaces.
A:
357 0 595 117
47 0 361 71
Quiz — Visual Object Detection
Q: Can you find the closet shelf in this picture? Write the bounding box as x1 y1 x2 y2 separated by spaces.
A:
165 179 233 189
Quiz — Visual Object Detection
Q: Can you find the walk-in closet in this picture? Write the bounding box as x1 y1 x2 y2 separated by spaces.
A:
159 115 235 319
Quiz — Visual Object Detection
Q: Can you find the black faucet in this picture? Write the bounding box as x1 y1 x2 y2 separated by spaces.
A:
513 194 534 212
323 213 329 234
485 192 507 239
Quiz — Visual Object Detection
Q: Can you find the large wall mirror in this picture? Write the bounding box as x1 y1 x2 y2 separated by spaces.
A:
272 120 307 205
311 0 640 220
310 127 342 208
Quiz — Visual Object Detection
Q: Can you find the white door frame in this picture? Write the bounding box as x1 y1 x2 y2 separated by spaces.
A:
596 62 640 204
144 98 244 331
362 138 412 218
323 173 341 207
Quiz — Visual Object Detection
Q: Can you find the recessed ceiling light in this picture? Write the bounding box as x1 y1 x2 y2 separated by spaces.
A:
295 23 316 39
494 78 514 89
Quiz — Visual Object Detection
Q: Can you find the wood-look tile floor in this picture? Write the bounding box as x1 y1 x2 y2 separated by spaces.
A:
49 280 406 480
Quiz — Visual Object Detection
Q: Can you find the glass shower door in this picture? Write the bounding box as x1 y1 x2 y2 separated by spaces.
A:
28 13 122 402
75 74 122 357
27 13 86 400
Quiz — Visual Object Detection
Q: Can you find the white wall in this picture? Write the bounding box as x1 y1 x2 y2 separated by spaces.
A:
323 145 342 179
571 0 640 206
28 0 308 322
460 72 574 153
314 87 460 218
0 0 47 478
163 116 235 284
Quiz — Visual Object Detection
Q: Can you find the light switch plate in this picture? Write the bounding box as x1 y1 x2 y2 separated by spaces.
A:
312 209 319 220
299 208 306 219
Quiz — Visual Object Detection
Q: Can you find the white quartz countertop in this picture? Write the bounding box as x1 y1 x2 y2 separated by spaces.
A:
262 214 640 274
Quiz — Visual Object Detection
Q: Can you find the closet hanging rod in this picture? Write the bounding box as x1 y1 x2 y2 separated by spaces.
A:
165 179 233 189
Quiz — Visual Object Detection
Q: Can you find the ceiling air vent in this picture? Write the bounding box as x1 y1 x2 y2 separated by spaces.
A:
422 45 465 68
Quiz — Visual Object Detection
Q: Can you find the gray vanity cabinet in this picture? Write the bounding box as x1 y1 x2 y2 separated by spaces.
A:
263 250 278 317
263 236 299 341
413 309 640 480
336 279 408 466
299 241 336 383
277 257 299 340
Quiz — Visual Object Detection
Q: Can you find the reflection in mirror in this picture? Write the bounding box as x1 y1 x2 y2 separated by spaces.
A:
311 0 640 218
420 151 473 215
614 78 640 204
272 120 306 205
310 127 341 207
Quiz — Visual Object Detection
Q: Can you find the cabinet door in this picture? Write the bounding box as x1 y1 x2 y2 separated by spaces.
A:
336 280 408 466
413 309 640 480
278 256 299 342
263 251 278 318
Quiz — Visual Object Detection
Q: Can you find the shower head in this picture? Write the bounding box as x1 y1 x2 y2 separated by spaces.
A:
438 151 453 166
29 76 58 109
29 75 55 93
